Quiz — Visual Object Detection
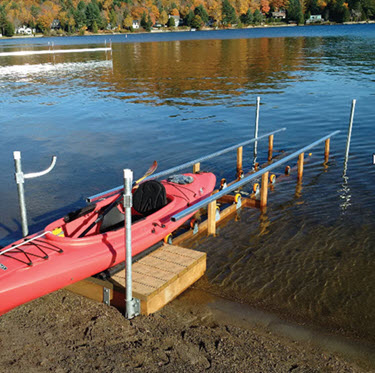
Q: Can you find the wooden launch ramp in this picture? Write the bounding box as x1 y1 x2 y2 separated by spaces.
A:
66 244 206 315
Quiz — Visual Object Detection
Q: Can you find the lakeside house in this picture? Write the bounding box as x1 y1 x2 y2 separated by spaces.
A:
51 19 61 29
132 20 140 29
271 11 286 19
16 26 34 35
306 14 323 23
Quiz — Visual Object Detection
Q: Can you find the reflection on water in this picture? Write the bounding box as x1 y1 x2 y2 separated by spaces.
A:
0 24 374 347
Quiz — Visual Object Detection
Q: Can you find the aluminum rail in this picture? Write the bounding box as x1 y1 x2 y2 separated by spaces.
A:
87 128 286 203
171 130 340 222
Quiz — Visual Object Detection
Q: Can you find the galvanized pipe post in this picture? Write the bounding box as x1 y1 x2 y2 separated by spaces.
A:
13 151 57 237
123 169 139 319
253 96 260 164
345 99 356 161
13 151 28 237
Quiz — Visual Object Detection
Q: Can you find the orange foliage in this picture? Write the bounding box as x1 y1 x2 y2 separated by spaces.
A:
171 8 180 15
260 0 270 13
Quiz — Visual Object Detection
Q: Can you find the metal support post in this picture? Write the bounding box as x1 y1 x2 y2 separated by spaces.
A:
123 169 140 319
345 99 356 162
254 96 260 165
13 151 57 237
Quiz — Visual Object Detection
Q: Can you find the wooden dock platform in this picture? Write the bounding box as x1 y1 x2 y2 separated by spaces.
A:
66 244 206 315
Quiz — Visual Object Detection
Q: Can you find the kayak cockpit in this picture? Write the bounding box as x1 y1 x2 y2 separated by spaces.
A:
45 180 172 240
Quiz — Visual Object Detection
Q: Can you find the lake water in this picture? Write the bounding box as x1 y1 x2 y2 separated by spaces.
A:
0 24 374 350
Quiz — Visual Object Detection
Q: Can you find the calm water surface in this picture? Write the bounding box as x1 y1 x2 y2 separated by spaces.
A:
0 24 374 349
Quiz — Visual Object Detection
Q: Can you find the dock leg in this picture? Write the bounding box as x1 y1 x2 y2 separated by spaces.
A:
237 146 243 173
193 162 200 173
260 172 269 208
297 153 304 180
324 138 330 163
268 134 274 161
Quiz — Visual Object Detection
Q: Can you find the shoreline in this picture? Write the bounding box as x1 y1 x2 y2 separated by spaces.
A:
2 20 374 40
0 287 373 372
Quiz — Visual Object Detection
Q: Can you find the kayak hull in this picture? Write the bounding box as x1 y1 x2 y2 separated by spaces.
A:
0 172 216 315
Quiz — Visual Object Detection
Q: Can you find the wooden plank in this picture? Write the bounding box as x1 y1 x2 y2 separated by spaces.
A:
162 244 205 260
142 258 206 315
150 249 197 268
66 278 113 303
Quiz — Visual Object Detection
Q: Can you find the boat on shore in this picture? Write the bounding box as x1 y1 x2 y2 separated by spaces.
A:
0 172 216 315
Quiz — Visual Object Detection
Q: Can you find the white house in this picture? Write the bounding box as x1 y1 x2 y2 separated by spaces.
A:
132 20 140 29
306 15 323 23
16 26 33 35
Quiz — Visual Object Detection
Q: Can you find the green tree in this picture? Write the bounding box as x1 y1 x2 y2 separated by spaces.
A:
92 20 98 33
0 7 7 35
253 9 263 23
194 5 209 24
222 0 237 24
240 9 253 24
86 1 102 31
74 2 87 29
185 10 194 26
287 0 304 24
4 21 14 36
167 16 175 27
141 12 152 30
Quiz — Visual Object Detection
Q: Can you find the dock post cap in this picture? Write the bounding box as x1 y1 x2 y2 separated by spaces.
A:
124 169 133 178
13 151 21 160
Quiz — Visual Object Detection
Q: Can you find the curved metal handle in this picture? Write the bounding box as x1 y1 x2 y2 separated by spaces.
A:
24 156 57 179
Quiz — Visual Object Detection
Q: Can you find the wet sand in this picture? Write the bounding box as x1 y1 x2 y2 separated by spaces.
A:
0 288 372 373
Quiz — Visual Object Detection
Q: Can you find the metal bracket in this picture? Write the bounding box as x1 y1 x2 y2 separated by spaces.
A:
15 172 24 184
123 195 132 208
103 287 111 306
236 196 242 210
125 297 140 319
193 222 199 235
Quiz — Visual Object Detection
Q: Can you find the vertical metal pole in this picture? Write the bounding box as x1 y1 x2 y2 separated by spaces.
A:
345 99 356 161
123 169 134 319
254 96 260 165
13 151 28 237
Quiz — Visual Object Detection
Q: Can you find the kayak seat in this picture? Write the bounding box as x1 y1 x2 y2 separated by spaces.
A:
99 207 145 233
133 180 167 216
99 180 166 233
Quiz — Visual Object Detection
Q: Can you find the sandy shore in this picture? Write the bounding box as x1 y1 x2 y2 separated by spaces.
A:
0 287 372 372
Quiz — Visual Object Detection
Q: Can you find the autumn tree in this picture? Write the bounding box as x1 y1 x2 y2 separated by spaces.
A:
191 13 204 27
123 13 133 28
159 9 168 24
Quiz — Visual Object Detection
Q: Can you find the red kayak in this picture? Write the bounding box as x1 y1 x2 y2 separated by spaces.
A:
0 172 216 316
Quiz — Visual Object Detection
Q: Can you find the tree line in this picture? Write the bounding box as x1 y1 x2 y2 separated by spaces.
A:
0 0 373 36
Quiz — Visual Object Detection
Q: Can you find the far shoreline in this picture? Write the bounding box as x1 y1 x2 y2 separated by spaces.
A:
1 20 374 41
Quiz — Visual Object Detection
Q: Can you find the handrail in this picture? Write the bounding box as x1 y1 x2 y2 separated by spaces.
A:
0 231 52 256
87 128 286 203
171 130 340 222
24 156 57 179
